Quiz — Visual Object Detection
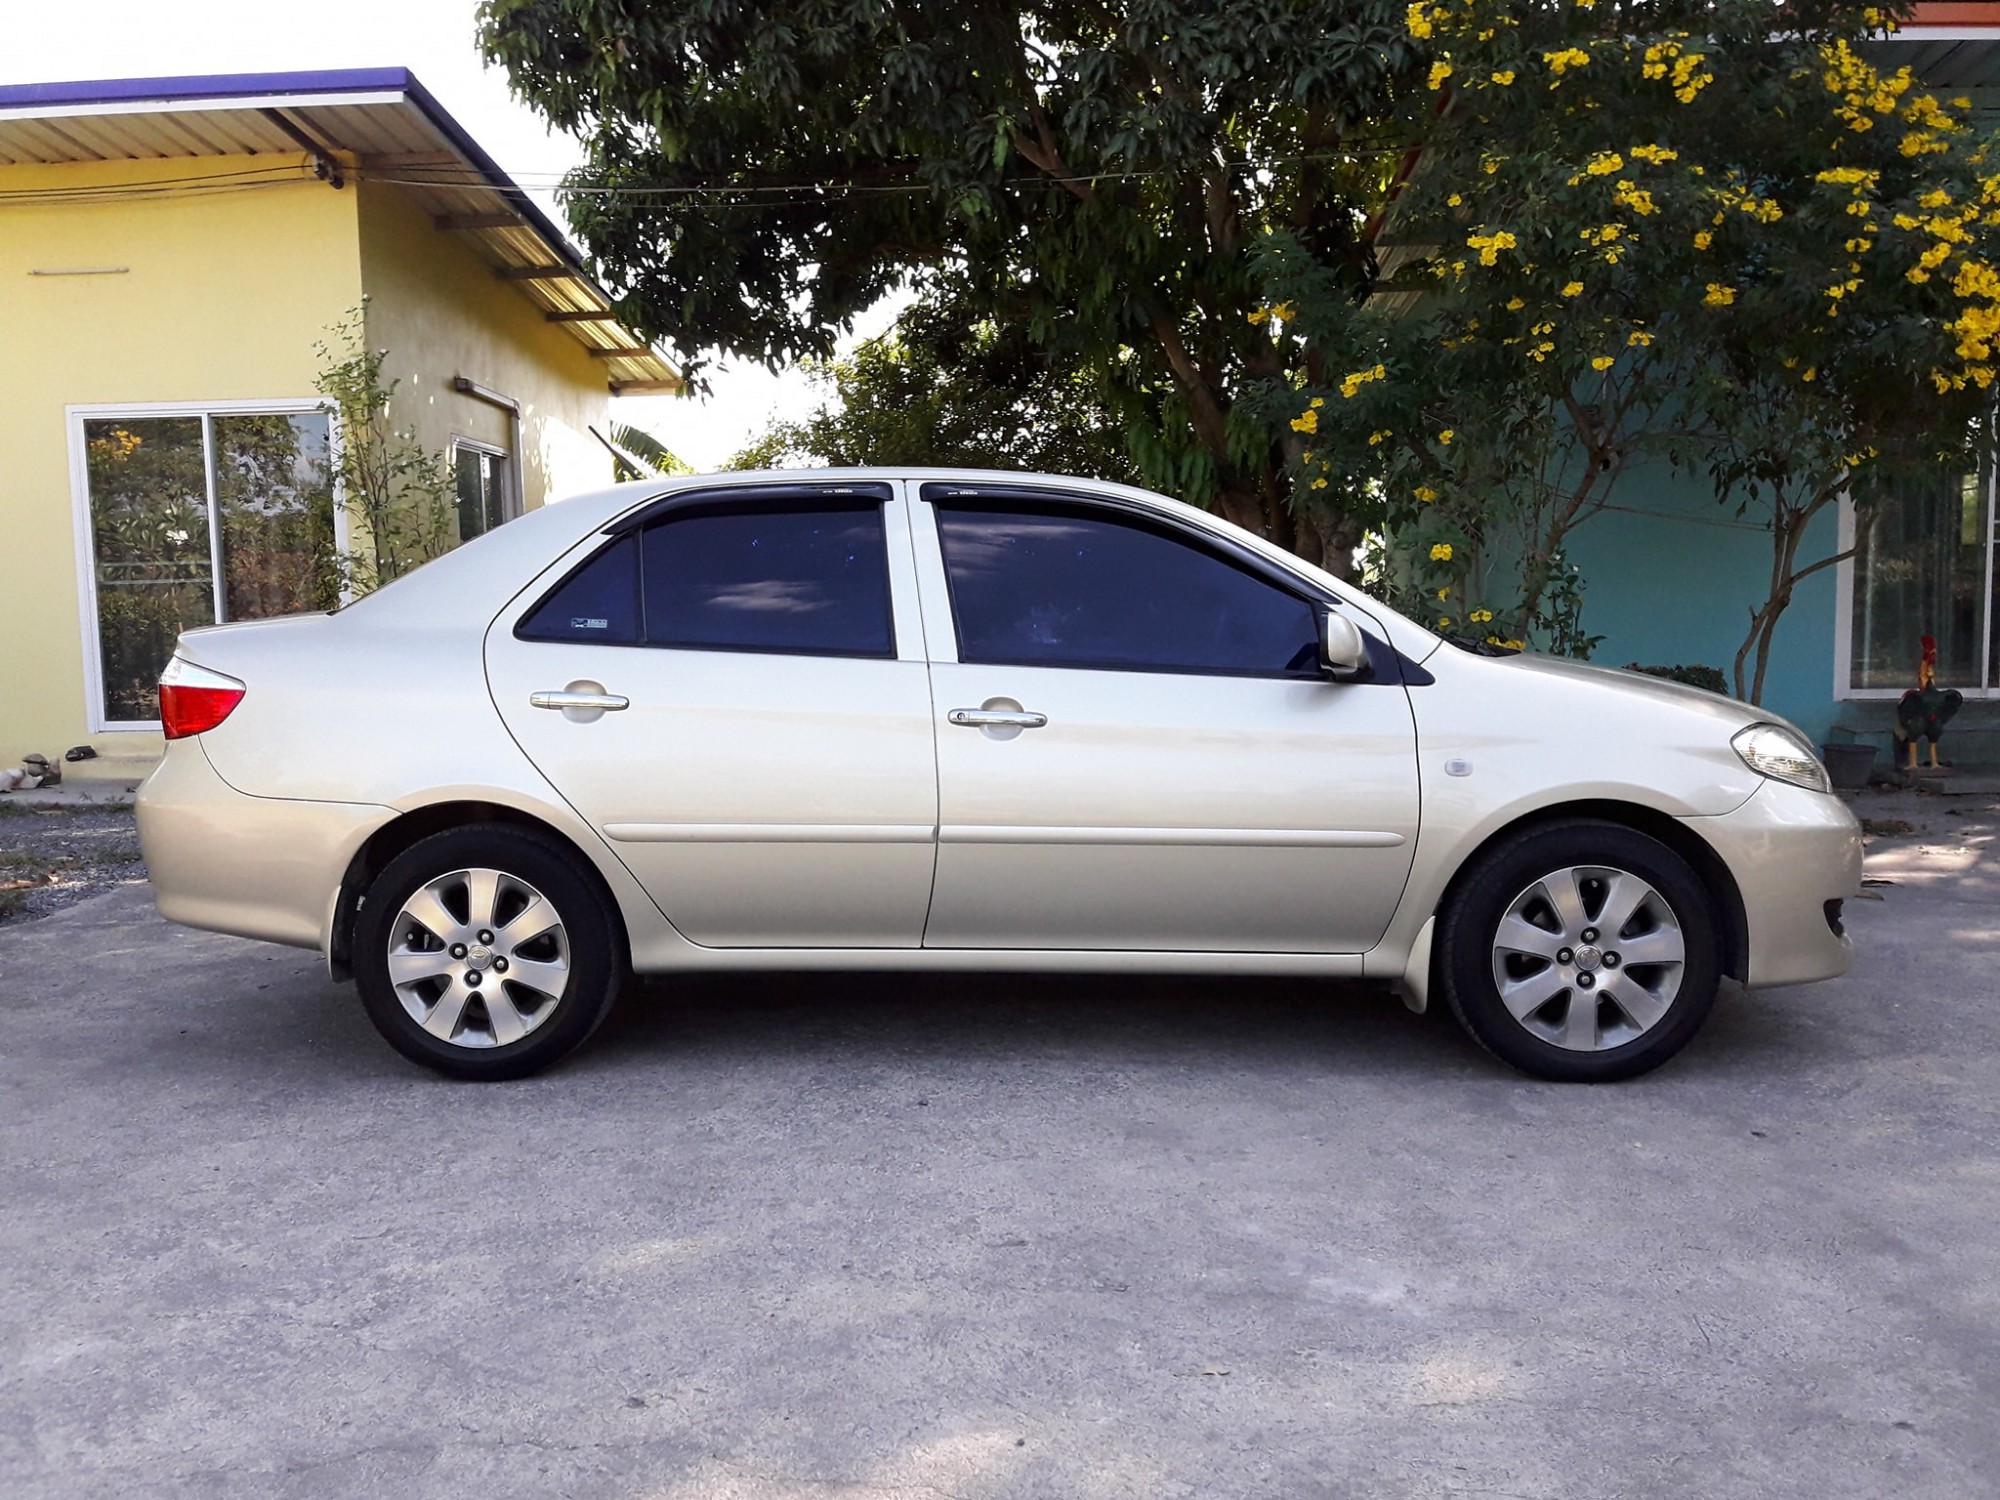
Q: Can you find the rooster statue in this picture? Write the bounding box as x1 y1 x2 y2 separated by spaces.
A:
1895 635 1963 770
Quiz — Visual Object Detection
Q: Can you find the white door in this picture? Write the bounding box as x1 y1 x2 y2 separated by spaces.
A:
487 485 937 948
911 487 1420 954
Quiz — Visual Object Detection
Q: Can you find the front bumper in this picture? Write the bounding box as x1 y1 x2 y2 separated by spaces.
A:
1693 779 1863 988
136 740 389 953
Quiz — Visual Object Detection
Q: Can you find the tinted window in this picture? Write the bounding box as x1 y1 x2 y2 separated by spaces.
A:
641 503 893 656
936 503 1319 676
517 535 641 644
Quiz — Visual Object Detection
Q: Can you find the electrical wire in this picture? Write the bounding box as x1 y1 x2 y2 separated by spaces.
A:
0 144 1423 211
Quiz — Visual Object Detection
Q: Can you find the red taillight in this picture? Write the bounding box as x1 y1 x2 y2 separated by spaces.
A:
157 658 245 739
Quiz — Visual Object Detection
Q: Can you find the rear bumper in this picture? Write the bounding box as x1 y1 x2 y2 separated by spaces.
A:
136 741 389 952
1693 780 1863 988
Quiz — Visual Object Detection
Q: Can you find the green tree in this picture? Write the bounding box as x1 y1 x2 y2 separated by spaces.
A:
1257 0 2000 698
478 0 1424 571
729 296 1138 479
314 309 456 595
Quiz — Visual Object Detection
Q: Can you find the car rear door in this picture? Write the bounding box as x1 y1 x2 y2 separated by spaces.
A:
911 484 1421 954
486 482 938 948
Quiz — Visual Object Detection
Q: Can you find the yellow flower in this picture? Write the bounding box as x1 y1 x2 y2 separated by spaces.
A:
1693 230 1714 250
1428 60 1454 91
1591 355 1615 371
1430 542 1454 562
1406 1 1433 39
1447 193 1463 207
1290 409 1319 434
1438 429 1455 444
1628 329 1653 347
1703 283 1737 307
1470 609 1495 623
1505 297 1525 311
1544 47 1590 81
1310 477 1329 489
1436 588 1450 600
1584 152 1624 177
1466 229 1519 265
1438 616 1453 628
1629 144 1678 165
1337 364 1388 399
1413 485 1438 503
1490 69 1516 86
1368 430 1389 445
1561 280 1584 297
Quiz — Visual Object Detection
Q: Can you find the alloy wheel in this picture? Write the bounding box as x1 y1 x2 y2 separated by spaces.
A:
384 867 571 1049
1488 864 1687 1052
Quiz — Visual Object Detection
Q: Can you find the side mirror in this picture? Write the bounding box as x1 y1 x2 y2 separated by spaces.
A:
1318 608 1372 682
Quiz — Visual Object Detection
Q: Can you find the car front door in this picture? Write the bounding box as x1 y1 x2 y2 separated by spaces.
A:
486 483 938 948
911 485 1420 954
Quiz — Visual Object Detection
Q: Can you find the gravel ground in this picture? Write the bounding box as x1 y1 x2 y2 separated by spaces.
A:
0 802 146 923
1 789 1997 1499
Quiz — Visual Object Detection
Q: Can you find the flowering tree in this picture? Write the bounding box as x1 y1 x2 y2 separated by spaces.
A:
1256 0 2000 694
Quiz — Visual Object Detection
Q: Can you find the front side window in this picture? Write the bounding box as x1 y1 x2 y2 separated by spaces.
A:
517 498 894 658
933 499 1320 676
81 409 334 725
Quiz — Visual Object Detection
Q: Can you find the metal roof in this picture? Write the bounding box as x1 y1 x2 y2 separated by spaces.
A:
0 69 680 395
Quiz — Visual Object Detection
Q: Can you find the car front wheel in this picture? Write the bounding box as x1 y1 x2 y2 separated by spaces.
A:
1438 820 1723 1082
353 825 625 1080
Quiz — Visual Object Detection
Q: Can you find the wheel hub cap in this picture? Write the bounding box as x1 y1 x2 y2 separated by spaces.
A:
1573 944 1603 973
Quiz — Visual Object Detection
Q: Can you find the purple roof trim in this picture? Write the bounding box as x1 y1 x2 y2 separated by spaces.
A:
0 67 592 276
0 68 416 110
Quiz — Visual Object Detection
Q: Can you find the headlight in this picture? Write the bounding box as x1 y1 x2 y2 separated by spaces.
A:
1732 722 1831 794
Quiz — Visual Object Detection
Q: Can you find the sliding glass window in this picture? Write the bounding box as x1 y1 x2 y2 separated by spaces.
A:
79 408 335 726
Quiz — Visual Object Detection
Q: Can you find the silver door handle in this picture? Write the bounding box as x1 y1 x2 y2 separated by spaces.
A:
948 708 1048 729
530 690 630 711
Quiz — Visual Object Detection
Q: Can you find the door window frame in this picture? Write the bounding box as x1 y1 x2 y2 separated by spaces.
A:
501 480 932 666
912 481 1403 682
66 398 347 733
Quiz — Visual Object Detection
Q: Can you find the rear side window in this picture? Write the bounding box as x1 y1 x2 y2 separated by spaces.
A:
515 498 894 658
641 503 892 656
516 535 641 643
934 502 1320 676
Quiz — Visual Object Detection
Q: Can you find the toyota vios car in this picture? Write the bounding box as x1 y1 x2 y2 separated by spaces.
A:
136 469 1861 1083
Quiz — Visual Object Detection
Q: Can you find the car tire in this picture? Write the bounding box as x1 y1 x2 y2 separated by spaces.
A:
353 825 626 1081
1437 820 1722 1082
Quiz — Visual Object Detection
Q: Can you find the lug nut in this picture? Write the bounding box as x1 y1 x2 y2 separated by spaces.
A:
1580 927 1598 944
1603 952 1620 969
1576 972 1595 990
478 930 494 944
492 957 508 973
465 970 482 987
449 943 467 960
1557 948 1574 965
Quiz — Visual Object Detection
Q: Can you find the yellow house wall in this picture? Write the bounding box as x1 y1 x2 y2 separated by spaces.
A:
354 180 612 519
0 159 364 778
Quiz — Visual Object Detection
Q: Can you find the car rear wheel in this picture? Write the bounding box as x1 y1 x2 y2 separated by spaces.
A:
1438 820 1722 1082
354 826 624 1080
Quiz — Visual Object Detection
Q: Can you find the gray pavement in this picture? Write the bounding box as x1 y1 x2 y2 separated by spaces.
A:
2 801 1997 1500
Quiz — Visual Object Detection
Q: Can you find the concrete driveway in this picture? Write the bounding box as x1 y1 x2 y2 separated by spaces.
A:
2 799 1996 1500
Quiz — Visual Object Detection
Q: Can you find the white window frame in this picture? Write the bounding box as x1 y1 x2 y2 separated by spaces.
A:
1832 464 1999 703
449 435 515 541
67 398 347 733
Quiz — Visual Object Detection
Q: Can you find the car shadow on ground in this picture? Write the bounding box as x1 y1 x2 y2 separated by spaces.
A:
542 966 1847 1086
